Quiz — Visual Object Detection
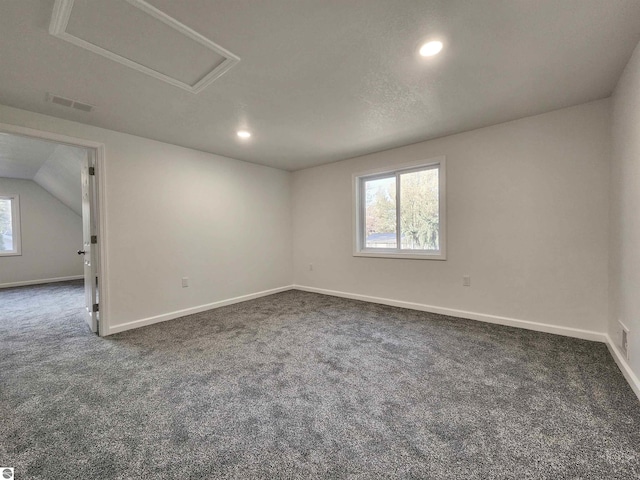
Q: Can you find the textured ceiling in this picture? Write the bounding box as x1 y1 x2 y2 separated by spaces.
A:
0 133 57 179
0 133 85 215
1 0 640 171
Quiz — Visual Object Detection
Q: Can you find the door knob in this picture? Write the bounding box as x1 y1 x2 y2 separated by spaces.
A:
77 250 86 255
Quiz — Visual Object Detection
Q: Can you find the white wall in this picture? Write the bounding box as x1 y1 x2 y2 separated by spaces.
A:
0 177 83 286
0 104 292 334
293 100 611 337
0 99 613 340
610 39 640 380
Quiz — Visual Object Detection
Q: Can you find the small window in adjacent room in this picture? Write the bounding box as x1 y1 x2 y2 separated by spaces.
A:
354 157 446 260
0 194 21 256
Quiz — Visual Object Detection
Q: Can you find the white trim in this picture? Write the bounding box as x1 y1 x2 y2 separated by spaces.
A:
605 334 640 402
94 144 108 337
0 123 105 149
293 285 607 343
49 0 240 94
106 285 295 335
0 275 83 289
0 122 109 337
353 157 447 179
353 251 447 260
353 156 447 260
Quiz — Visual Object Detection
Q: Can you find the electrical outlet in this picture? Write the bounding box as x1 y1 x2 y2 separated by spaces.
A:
619 320 630 360
182 277 189 288
463 275 471 287
309 264 313 271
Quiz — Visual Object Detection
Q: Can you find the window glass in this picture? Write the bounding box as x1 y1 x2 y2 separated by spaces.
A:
0 197 14 253
400 168 439 251
364 176 396 249
354 159 445 259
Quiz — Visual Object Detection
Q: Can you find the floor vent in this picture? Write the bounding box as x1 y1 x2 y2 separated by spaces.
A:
46 93 95 112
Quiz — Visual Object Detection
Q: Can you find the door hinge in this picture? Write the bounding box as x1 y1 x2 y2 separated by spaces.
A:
91 235 98 244
89 166 95 176
92 303 99 312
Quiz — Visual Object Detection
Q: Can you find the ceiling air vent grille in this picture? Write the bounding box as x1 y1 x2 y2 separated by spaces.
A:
46 93 95 112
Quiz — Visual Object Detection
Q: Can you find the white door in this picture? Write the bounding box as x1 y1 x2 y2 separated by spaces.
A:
80 150 98 333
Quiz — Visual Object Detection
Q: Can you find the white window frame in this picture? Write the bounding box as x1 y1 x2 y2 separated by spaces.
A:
0 194 21 256
353 156 446 260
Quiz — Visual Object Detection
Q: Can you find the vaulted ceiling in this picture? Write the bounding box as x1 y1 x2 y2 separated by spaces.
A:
0 134 57 179
0 133 85 215
1 0 640 170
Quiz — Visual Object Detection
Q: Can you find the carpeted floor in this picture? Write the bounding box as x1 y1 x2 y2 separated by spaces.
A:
1 281 639 479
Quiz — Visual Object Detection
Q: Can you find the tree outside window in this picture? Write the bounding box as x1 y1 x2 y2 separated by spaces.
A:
355 159 445 259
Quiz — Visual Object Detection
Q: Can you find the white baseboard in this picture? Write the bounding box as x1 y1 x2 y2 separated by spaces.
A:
102 282 640 402
106 285 295 335
293 285 607 343
605 334 640 402
0 275 83 289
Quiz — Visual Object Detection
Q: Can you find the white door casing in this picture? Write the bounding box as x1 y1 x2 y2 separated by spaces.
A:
0 122 108 335
80 150 98 332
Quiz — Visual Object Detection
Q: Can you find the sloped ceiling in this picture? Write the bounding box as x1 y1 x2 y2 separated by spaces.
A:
33 144 85 215
0 1 640 170
0 133 85 215
0 134 57 179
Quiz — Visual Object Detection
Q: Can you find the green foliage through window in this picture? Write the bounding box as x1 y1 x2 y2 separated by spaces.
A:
400 169 439 250
361 164 441 252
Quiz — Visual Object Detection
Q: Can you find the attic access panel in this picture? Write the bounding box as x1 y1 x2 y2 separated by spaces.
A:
49 0 240 93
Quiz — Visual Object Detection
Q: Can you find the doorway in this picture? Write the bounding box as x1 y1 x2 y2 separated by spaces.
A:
0 123 106 335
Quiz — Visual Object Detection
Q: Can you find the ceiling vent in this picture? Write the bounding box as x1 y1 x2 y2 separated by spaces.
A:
49 0 240 94
46 93 95 112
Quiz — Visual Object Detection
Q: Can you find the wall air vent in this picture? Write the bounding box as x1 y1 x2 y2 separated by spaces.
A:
49 0 240 94
46 93 95 112
619 320 630 360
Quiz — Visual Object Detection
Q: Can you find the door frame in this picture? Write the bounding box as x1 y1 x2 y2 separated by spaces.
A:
0 122 109 336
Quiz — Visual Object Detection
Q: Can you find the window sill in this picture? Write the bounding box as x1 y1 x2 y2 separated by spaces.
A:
353 251 446 261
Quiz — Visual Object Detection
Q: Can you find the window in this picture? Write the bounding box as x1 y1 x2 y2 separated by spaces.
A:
354 157 446 260
0 194 21 256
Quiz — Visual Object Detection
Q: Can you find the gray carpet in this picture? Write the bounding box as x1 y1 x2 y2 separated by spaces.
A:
1 281 639 479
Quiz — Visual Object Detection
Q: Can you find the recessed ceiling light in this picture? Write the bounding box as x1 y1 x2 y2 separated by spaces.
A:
237 130 251 138
419 41 443 57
